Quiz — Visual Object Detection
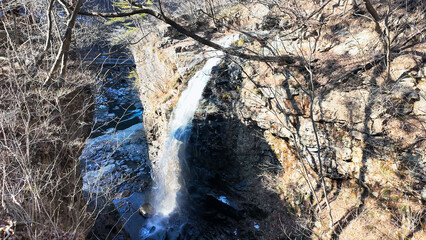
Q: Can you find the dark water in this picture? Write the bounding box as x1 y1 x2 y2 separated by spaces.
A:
80 61 155 239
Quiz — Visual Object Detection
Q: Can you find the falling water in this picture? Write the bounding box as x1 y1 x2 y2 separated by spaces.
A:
141 36 238 239
153 57 223 216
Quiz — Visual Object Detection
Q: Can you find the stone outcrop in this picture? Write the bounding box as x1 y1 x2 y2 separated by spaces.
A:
132 1 425 239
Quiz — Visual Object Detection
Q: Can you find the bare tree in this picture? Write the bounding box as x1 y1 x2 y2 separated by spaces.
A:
78 0 299 64
0 0 107 238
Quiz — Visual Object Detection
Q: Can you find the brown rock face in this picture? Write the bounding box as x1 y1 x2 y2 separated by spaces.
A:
391 55 422 80
131 1 425 238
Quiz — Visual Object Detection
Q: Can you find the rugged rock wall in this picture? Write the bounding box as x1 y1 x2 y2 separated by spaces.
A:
132 1 425 239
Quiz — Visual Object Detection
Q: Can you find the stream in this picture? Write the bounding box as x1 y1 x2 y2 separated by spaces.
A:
80 60 154 239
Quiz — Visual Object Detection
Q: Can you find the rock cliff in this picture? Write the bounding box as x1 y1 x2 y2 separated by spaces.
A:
131 1 425 239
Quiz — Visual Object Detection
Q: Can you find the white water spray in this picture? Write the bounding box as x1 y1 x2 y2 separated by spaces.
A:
153 57 222 216
148 35 239 222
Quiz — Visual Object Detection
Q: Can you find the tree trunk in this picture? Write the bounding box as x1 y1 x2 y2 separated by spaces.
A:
44 0 83 87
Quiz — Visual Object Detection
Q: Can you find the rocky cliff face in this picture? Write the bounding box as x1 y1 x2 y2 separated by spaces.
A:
131 2 425 239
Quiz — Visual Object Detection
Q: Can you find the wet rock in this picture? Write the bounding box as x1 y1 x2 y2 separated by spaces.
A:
82 65 152 238
179 223 197 239
144 227 166 240
86 196 131 240
200 195 242 220
234 180 249 191
139 203 155 218
120 189 131 199
140 181 150 191
243 203 269 220
166 228 181 240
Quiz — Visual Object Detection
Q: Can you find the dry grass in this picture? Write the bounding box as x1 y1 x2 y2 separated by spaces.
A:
0 54 96 238
0 1 100 238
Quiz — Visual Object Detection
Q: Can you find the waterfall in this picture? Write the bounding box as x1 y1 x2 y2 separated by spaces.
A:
141 36 238 239
153 57 223 216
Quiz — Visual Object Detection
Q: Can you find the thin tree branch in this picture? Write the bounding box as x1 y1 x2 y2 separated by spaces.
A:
362 0 384 39
362 0 380 22
32 0 55 74
306 65 333 229
57 0 71 16
78 8 298 64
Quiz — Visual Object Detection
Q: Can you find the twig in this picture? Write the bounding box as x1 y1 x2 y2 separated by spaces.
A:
78 6 298 64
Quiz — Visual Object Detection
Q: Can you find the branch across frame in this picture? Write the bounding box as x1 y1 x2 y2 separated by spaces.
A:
78 7 299 65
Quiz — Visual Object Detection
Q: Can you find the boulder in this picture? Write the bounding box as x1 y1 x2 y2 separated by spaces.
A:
391 55 421 80
139 203 155 218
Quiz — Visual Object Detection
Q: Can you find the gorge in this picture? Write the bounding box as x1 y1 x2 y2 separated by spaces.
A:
1 1 425 240
67 0 426 238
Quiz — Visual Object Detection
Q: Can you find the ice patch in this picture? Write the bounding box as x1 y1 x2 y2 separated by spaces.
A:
218 196 231 205
254 222 260 230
